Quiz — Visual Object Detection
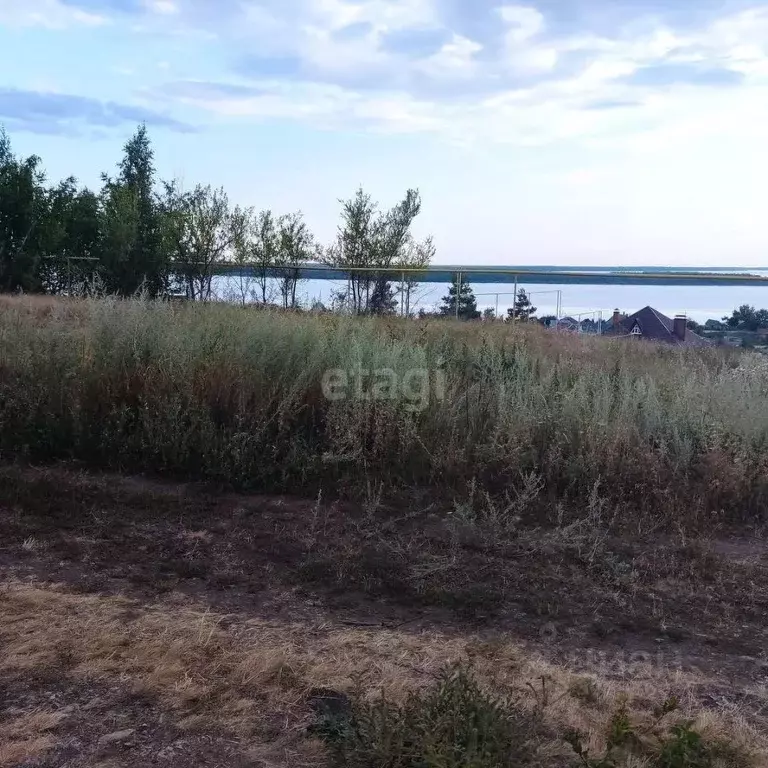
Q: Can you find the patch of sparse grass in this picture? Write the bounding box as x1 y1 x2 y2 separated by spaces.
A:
0 711 65 768
565 696 753 768
0 579 765 767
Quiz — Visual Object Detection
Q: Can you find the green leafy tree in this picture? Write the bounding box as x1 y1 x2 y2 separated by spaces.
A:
101 181 139 292
723 305 768 332
328 187 376 314
39 179 101 294
249 209 280 304
100 125 167 296
0 129 48 292
276 211 314 309
327 187 424 315
163 182 246 301
227 207 258 306
440 277 481 320
396 234 435 317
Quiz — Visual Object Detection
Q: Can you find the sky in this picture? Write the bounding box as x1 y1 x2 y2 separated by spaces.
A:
1 0 768 266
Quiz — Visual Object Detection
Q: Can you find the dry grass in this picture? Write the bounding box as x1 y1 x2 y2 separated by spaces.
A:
2 295 767 765
1 581 765 767
1 294 767 529
0 711 64 767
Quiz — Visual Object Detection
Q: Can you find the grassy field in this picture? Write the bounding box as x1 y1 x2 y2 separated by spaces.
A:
1 295 768 767
1 294 767 529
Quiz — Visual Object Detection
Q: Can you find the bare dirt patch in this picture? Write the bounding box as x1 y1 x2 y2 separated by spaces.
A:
1 463 767 766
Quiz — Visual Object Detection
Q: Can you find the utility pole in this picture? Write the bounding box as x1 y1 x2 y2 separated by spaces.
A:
455 270 462 320
512 275 518 322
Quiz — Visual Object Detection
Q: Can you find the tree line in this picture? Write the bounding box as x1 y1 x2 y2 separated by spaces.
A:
0 125 435 313
434 280 537 321
682 306 768 335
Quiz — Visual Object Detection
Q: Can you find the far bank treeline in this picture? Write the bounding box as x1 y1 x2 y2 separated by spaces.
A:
0 124 437 314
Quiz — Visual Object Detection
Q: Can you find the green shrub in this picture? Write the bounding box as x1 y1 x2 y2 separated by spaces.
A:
565 697 751 768
314 670 750 768
316 667 547 768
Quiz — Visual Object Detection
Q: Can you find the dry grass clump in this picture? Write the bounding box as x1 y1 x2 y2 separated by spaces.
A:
1 295 767 528
1 582 765 767
0 711 64 767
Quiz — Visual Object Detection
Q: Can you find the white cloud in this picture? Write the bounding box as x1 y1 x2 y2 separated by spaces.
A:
144 0 179 15
0 0 107 28
495 4 558 72
10 0 768 157
416 34 483 78
162 3 768 155
498 5 545 43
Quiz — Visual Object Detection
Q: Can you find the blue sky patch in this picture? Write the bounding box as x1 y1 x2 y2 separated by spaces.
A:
0 88 194 135
622 62 745 87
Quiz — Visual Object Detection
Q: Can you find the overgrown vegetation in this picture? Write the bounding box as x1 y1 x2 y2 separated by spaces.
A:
564 696 744 767
316 667 546 767
1 295 767 529
316 667 750 768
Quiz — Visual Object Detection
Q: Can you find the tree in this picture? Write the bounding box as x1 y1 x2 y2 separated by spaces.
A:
483 308 496 321
227 207 258 306
369 277 397 315
250 209 280 304
0 130 48 292
365 188 422 316
704 319 726 331
440 276 480 320
163 182 246 301
100 125 167 296
101 181 139 292
327 187 424 315
395 234 435 316
723 305 768 332
507 288 537 321
39 179 101 294
328 187 376 314
276 211 314 309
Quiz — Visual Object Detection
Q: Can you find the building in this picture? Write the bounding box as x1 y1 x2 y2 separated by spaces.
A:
602 306 711 347
556 316 580 332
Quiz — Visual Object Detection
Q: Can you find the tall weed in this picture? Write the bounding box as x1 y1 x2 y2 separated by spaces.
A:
1 296 766 527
